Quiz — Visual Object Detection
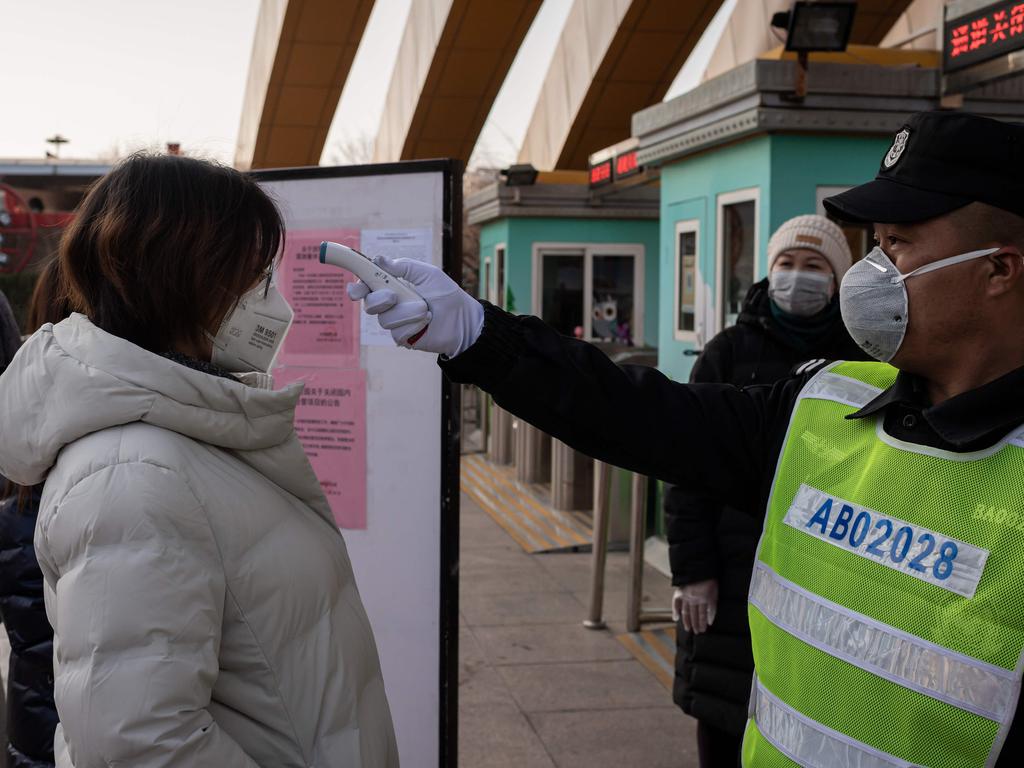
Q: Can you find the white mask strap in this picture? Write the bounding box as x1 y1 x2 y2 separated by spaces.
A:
897 247 1000 282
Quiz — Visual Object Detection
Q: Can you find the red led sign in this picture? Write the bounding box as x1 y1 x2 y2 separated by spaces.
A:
944 1 1024 73
589 160 612 186
614 150 640 179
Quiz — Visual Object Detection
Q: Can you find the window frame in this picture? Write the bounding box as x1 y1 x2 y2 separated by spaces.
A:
816 185 872 262
531 241 645 344
673 218 701 342
715 187 761 334
493 243 507 310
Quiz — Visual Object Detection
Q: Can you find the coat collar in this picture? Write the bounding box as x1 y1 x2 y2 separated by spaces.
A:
847 365 1024 449
0 315 319 513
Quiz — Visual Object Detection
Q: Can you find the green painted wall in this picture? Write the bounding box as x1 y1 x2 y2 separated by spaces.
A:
768 133 889 232
657 133 890 382
477 216 660 348
658 136 772 382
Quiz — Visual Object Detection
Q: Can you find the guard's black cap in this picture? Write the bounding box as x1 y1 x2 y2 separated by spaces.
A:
823 111 1024 224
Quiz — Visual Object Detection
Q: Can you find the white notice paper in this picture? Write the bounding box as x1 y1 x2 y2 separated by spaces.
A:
358 228 434 346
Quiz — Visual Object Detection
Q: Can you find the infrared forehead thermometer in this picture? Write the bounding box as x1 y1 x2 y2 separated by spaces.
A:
319 241 425 304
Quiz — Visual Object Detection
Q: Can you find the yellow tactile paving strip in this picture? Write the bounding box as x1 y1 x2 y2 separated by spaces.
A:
461 453 592 553
617 627 676 692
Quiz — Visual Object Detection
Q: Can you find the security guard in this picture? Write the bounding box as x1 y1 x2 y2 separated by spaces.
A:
350 110 1024 767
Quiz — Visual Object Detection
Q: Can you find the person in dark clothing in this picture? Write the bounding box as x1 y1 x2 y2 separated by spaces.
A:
1 261 70 768
349 111 1024 767
0 487 54 768
1 287 23 766
0 290 21 375
667 215 870 767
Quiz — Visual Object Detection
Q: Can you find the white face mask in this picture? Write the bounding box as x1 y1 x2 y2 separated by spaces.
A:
207 277 294 373
769 269 834 316
839 245 999 362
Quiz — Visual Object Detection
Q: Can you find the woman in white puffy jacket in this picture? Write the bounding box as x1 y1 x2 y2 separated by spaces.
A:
0 155 398 767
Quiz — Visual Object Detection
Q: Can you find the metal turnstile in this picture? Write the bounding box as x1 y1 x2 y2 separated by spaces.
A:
488 402 514 465
550 439 593 511
513 419 551 485
585 462 672 632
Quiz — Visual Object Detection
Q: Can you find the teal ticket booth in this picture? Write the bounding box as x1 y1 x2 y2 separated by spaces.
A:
631 52 1024 383
465 173 660 520
467 173 660 351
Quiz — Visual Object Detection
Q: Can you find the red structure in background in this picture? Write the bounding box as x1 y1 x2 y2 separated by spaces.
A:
0 184 38 273
0 183 75 274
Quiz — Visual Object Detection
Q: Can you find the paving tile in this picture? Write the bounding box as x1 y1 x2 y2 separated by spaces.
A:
460 627 488 666
460 590 586 627
460 544 544 569
474 623 631 666
460 502 521 550
537 550 672 596
459 629 515 708
459 702 556 768
529 707 699 768
455 491 699 763
497 660 670 713
534 550 632 592
460 548 565 596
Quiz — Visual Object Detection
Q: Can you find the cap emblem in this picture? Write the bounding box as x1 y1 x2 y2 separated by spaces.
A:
884 129 910 169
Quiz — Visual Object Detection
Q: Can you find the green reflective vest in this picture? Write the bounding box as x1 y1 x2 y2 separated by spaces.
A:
743 361 1024 768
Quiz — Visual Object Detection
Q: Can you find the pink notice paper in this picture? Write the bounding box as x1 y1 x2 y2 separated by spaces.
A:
275 367 368 529
277 228 361 368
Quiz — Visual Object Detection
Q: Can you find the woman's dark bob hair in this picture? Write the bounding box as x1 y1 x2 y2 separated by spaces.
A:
59 153 284 353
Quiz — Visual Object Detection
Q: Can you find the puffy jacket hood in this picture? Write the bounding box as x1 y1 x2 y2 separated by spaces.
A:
0 313 304 487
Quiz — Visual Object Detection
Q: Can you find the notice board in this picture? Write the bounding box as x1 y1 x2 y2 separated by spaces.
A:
252 161 461 767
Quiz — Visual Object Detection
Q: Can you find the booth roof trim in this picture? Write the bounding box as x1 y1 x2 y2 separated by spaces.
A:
465 180 659 227
633 56 1024 169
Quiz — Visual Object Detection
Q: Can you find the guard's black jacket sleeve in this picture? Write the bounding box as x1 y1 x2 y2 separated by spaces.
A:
441 303 804 516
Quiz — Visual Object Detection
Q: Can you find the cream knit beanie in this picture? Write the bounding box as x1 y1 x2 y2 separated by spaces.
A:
767 214 852 280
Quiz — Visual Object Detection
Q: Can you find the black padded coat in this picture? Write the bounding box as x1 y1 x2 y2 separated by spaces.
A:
0 486 57 768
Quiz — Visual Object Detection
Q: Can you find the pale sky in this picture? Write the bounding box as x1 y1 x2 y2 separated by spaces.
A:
1 0 261 161
1 0 733 168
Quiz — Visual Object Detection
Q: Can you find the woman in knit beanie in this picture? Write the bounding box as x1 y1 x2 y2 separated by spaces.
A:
666 214 870 768
765 214 853 318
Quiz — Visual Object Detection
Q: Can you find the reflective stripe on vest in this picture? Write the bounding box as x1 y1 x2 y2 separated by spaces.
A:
751 678 914 768
799 369 883 409
749 563 1015 722
745 361 1024 768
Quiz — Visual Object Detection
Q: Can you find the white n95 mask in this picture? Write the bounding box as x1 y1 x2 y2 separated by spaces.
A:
769 269 834 316
208 277 294 373
839 245 999 362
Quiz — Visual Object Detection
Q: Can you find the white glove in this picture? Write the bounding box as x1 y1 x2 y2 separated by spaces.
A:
672 578 718 634
346 255 484 358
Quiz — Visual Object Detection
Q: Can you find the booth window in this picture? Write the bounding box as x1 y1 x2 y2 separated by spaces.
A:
494 245 507 310
540 249 584 337
674 219 699 341
816 185 871 261
483 257 492 302
717 189 759 329
534 243 644 345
